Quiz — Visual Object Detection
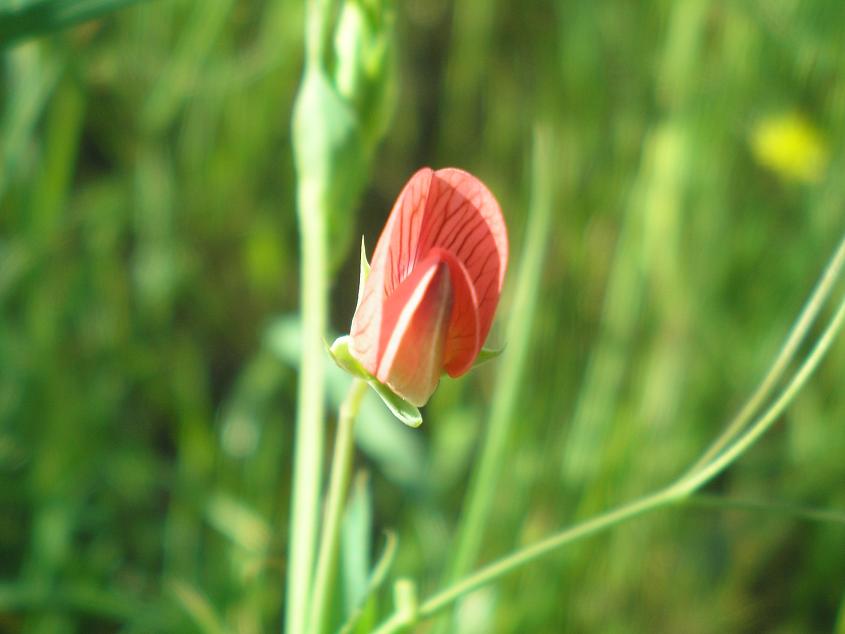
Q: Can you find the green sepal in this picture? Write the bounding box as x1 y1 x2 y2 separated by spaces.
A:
328 335 423 428
472 346 505 368
327 335 371 381
368 380 423 429
356 237 371 309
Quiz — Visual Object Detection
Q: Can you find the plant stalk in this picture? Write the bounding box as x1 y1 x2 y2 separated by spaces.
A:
371 271 845 634
673 291 845 497
308 378 368 634
686 231 845 475
285 178 329 634
285 0 340 629
443 125 554 590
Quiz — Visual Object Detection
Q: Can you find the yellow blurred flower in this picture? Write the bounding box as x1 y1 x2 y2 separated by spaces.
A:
751 112 829 183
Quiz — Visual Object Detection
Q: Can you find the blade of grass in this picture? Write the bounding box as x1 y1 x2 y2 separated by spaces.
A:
440 124 555 613
0 581 144 622
0 43 59 199
168 579 230 634
0 0 153 47
18 71 87 634
687 494 845 526
338 531 398 634
142 0 235 131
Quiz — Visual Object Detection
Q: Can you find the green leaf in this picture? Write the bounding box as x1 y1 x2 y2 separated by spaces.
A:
0 0 151 47
328 335 423 428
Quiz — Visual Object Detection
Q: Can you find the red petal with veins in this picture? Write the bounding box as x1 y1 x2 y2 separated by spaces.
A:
350 167 508 405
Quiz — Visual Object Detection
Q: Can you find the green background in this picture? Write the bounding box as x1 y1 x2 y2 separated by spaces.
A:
2 0 845 632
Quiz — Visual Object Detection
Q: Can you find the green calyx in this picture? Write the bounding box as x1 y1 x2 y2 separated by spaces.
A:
328 335 423 428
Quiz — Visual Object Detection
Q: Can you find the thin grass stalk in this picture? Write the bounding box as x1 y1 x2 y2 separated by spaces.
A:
372 243 845 634
686 232 845 474
441 126 555 596
673 291 845 496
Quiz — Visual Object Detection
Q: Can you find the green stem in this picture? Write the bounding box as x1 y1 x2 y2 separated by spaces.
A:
308 379 368 634
305 0 339 69
372 488 680 634
686 231 845 475
443 125 554 587
285 179 329 634
673 291 845 497
371 282 845 634
423 488 677 623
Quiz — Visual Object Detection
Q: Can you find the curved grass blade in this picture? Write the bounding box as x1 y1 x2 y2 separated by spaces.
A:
339 531 399 634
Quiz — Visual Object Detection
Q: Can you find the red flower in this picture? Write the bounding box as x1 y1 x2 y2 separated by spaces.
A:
349 167 508 406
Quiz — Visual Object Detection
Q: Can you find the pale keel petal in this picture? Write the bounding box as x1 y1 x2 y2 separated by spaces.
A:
376 259 453 406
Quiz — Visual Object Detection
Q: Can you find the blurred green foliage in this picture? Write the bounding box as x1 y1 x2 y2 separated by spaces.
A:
2 0 845 632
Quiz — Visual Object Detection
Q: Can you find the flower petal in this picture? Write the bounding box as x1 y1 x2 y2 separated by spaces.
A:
375 251 455 406
350 167 507 386
349 168 434 375
376 167 434 297
414 169 508 361
438 249 481 377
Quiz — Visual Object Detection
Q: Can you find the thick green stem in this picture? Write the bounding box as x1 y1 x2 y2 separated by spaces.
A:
285 180 329 634
305 0 339 69
308 379 368 634
285 4 341 629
